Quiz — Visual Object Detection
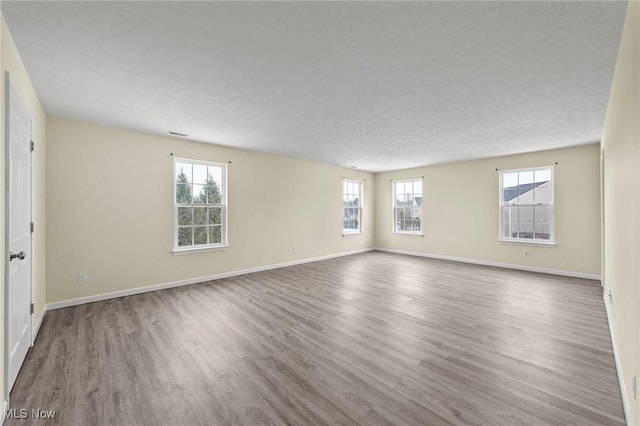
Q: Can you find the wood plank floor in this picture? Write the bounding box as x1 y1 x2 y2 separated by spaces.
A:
8 252 625 425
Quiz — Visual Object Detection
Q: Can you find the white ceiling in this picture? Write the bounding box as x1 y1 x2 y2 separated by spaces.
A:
1 1 627 172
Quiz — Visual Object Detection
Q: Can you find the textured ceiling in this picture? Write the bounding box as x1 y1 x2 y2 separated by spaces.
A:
1 1 627 172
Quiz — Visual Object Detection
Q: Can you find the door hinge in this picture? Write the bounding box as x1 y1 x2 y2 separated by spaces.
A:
30 303 34 315
30 141 34 152
31 222 34 233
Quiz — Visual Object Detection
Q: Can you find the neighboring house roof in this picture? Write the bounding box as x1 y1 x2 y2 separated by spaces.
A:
396 196 422 207
503 181 549 203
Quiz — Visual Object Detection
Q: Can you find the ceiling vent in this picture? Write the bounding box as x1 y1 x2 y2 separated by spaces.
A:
168 131 189 137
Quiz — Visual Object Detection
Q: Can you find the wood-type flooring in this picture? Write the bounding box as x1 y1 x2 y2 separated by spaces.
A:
6 252 625 425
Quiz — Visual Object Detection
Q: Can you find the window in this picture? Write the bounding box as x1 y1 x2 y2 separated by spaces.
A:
174 158 227 251
500 167 554 243
393 179 422 234
343 180 363 234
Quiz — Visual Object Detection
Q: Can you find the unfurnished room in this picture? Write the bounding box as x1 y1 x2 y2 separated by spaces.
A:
0 1 638 425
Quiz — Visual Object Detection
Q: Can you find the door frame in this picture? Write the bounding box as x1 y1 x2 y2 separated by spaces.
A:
3 71 34 399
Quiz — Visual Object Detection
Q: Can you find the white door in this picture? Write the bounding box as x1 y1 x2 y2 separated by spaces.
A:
5 80 32 393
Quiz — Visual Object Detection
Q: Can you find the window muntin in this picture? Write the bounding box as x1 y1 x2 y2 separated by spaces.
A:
393 179 422 234
343 180 363 234
174 159 227 250
500 167 554 243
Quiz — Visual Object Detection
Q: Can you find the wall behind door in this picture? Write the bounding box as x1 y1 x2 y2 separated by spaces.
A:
0 17 47 409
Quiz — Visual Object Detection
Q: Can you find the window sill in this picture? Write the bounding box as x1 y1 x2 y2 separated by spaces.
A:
172 245 229 255
498 238 556 247
342 231 363 237
393 232 424 237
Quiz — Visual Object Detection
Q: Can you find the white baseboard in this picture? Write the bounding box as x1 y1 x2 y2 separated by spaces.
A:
603 292 632 426
47 248 375 310
1 400 7 424
374 247 601 281
46 247 599 311
32 305 47 345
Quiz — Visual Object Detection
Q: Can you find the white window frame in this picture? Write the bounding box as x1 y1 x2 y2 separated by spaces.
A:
392 178 423 235
343 179 363 235
173 157 228 253
499 166 555 245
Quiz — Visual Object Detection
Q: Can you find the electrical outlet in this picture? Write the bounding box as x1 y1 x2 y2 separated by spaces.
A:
608 290 613 304
524 250 530 257
78 273 88 284
292 247 297 254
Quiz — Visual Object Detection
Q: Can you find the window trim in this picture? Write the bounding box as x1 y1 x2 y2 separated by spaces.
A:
172 157 228 253
342 179 363 235
498 165 555 245
392 178 424 236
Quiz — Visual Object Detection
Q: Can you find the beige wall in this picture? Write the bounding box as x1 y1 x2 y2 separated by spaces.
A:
602 1 640 424
1 10 5 413
46 117 375 303
375 144 601 277
0 18 47 409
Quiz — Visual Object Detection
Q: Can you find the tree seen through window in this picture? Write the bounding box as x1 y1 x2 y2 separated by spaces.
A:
175 160 226 249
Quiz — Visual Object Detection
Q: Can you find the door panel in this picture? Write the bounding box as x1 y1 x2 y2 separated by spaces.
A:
6 81 32 392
